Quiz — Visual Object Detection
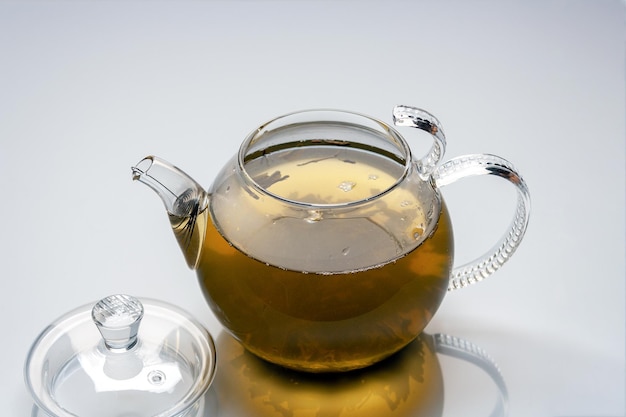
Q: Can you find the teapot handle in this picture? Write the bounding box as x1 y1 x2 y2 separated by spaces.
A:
432 154 531 291
393 105 447 177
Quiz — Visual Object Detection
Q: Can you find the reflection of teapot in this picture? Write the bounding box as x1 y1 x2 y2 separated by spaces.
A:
212 331 508 417
132 105 530 372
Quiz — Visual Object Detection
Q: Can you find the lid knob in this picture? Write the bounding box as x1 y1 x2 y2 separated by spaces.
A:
92 294 144 350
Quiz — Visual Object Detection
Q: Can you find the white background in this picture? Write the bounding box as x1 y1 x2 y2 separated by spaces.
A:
1 1 624 416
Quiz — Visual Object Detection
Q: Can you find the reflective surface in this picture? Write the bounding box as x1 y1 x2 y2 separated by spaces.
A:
211 331 507 417
34 331 508 417
1 1 624 416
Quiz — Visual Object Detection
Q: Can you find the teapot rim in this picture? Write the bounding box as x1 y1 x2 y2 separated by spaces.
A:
235 108 415 210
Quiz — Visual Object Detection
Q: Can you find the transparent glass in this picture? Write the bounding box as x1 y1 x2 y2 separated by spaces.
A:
132 105 530 372
25 295 216 417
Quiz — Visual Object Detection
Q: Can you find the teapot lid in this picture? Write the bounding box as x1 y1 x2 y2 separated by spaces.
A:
25 294 216 417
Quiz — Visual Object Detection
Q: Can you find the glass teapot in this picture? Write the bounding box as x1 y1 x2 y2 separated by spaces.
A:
132 105 530 373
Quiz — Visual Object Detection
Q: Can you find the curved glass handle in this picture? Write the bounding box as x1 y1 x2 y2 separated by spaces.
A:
433 154 531 291
393 105 447 178
434 333 509 417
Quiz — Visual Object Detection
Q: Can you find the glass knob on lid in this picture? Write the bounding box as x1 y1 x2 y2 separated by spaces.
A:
92 294 144 350
25 294 217 417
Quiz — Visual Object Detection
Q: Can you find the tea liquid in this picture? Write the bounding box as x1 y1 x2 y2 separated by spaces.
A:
176 145 453 372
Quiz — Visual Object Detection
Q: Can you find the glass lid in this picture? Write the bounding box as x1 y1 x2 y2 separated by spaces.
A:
25 294 216 417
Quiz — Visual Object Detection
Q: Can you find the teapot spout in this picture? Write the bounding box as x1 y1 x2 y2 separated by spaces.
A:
132 156 208 269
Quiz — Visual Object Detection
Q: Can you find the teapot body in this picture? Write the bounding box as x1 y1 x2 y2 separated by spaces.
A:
197 111 453 372
198 197 452 372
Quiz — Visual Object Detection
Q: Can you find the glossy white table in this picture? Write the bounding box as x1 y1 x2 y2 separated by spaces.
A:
1 1 623 416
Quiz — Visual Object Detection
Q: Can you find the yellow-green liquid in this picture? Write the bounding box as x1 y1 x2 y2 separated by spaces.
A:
174 146 453 372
